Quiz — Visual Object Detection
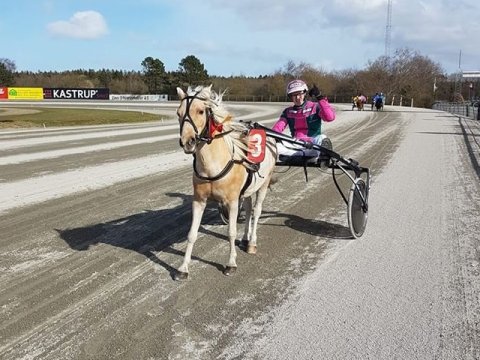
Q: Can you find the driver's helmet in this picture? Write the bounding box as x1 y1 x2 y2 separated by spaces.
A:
286 80 308 96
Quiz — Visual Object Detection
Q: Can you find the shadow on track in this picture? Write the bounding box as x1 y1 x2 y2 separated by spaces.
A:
57 192 352 279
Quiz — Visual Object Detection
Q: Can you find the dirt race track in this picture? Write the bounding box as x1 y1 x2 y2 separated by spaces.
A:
0 102 479 360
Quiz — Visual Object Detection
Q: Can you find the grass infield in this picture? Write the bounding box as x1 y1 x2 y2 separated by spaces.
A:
0 107 170 128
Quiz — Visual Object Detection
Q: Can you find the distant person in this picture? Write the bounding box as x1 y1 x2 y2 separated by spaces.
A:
373 92 384 110
372 92 379 110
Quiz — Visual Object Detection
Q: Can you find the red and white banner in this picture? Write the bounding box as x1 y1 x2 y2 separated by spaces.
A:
0 87 9 99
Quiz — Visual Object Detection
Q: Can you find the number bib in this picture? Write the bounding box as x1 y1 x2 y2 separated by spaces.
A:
247 129 266 163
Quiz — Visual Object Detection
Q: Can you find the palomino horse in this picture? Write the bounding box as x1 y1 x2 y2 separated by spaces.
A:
353 95 366 111
175 85 277 279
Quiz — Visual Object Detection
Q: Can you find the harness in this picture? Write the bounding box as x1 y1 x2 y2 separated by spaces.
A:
179 92 259 195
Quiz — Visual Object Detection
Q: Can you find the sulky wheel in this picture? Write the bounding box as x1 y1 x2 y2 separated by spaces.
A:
347 178 368 238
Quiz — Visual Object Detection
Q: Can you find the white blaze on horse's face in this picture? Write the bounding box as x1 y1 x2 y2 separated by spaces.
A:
176 87 207 154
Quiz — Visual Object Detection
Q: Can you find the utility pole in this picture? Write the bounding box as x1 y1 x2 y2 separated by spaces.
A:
385 0 392 59
384 0 393 99
454 50 462 102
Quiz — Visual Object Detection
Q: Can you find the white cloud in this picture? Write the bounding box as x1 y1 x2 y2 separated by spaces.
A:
47 11 108 39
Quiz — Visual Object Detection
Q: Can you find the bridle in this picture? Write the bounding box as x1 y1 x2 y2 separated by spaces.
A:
179 92 227 147
179 92 243 182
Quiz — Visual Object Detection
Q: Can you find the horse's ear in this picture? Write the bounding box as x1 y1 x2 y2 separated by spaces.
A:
177 87 186 100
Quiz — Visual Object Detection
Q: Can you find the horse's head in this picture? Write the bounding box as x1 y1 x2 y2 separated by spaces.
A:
176 85 231 154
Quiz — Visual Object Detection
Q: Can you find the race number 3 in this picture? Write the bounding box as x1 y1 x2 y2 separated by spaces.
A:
247 129 266 163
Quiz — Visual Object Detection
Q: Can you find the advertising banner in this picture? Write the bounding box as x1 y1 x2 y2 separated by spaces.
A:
7 87 44 100
109 94 168 101
43 88 110 100
0 87 7 99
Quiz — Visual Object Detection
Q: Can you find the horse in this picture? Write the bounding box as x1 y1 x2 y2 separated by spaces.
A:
358 95 367 111
353 96 365 111
374 98 384 111
175 85 277 280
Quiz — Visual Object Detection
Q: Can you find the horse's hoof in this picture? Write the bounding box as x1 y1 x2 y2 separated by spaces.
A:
247 245 257 255
223 266 237 276
239 240 249 250
173 271 189 281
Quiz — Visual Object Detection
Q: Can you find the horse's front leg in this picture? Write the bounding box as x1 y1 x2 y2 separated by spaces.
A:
174 198 206 280
224 199 239 276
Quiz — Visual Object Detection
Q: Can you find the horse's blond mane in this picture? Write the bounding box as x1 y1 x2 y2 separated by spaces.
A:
186 85 230 122
186 85 254 167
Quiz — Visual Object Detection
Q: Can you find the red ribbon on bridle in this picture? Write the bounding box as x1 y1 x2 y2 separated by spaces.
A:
209 115 223 137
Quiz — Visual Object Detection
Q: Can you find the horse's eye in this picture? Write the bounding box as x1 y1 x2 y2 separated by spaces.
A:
199 110 204 115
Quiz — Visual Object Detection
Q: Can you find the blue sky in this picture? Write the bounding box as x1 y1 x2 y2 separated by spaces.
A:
1 0 479 76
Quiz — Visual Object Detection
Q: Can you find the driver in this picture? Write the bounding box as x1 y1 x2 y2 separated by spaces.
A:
272 79 336 160
373 92 384 107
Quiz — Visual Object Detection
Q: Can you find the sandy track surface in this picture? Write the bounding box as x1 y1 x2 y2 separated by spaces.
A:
0 103 478 359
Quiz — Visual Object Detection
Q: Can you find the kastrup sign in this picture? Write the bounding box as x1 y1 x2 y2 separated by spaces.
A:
43 88 110 100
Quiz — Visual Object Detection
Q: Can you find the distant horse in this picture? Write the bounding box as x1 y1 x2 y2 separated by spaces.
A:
175 85 277 279
353 95 366 111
